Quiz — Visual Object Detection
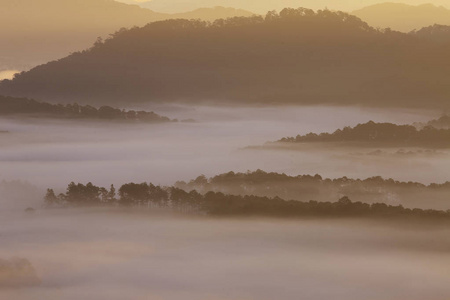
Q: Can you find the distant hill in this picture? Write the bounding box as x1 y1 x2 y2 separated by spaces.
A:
129 0 450 14
353 3 450 32
172 7 253 20
411 24 450 42
2 8 450 108
277 121 450 148
0 95 173 123
0 0 254 71
176 170 450 210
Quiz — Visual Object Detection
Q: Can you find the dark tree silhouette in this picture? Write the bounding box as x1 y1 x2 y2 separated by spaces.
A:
3 9 450 108
45 180 450 221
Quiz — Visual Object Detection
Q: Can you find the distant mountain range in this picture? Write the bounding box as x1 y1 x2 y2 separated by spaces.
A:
118 0 450 14
2 9 450 109
3 0 450 73
126 1 450 32
0 0 253 72
353 3 450 32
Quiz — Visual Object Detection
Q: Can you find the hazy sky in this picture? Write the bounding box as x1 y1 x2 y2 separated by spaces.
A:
118 0 450 13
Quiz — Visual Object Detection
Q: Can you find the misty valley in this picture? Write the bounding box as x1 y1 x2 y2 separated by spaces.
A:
1 3 450 300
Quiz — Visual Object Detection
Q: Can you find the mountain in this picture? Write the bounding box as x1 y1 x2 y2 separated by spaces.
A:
0 0 165 71
0 0 254 72
131 0 450 14
353 3 450 32
172 7 254 20
2 9 450 108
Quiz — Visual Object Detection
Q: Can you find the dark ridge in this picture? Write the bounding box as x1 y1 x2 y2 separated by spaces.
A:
175 170 450 210
0 95 174 123
44 181 450 221
2 8 449 108
411 24 450 43
277 121 450 148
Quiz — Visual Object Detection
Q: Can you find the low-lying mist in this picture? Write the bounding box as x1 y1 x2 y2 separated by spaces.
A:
0 208 449 300
0 105 444 194
1 105 449 299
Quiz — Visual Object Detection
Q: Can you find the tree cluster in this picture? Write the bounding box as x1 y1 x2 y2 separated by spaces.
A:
176 170 450 210
278 121 450 147
44 181 450 221
0 95 173 123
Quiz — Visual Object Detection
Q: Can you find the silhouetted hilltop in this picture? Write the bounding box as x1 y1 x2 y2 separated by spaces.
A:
277 121 450 147
0 0 254 71
411 24 450 43
176 170 450 210
0 95 173 123
44 180 450 221
171 6 254 20
353 3 450 32
2 8 450 108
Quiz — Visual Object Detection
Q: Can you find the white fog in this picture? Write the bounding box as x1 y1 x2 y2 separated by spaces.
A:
1 209 449 300
0 105 443 193
1 105 449 299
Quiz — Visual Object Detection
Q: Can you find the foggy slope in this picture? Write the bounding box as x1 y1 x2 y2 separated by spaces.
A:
0 0 253 72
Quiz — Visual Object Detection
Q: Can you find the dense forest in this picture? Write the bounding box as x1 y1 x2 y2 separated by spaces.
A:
411 24 450 43
2 8 450 108
43 181 450 221
176 170 450 210
0 95 173 123
277 121 450 147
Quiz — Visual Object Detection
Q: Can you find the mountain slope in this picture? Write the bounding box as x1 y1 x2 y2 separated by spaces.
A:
0 0 253 71
2 9 450 108
353 3 450 32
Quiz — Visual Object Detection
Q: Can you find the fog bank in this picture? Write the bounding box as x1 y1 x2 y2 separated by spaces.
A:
0 106 444 193
0 209 449 300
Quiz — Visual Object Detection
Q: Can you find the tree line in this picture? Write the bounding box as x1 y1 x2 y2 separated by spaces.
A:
175 170 450 210
278 121 450 147
44 181 450 221
0 95 173 123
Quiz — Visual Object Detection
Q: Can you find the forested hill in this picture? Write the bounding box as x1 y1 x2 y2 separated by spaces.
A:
411 24 450 43
176 170 450 210
0 0 254 70
2 8 450 108
0 95 173 123
277 121 450 147
43 181 450 221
